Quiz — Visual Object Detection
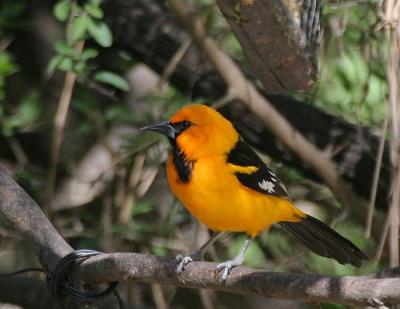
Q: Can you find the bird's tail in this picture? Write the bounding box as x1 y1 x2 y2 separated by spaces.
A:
279 215 368 267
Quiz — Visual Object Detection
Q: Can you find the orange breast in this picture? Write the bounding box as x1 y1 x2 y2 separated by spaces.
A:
167 155 304 237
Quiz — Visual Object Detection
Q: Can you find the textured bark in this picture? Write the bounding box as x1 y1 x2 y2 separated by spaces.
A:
76 253 400 307
103 0 390 209
0 169 399 307
216 0 319 92
0 168 72 271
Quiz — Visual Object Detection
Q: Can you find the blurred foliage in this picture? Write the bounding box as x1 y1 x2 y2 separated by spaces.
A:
0 52 18 101
0 0 391 308
49 0 128 91
317 1 387 126
1 91 41 137
0 1 26 37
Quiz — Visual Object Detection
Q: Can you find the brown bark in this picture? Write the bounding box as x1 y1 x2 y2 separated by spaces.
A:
0 168 399 307
0 168 72 271
216 0 319 92
76 252 400 307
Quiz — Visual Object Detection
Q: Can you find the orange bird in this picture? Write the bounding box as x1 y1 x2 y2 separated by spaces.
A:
143 104 367 280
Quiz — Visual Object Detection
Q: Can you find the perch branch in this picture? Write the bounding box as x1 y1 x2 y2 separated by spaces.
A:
74 253 400 307
1 168 400 307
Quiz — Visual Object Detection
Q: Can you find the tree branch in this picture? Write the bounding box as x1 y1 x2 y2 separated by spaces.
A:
215 0 319 92
74 253 400 307
0 168 72 271
0 168 399 307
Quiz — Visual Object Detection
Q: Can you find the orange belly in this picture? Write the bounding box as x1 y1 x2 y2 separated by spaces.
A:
167 155 305 237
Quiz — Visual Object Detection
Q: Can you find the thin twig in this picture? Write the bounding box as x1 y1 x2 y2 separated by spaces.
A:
366 117 388 237
101 193 114 252
0 37 13 51
43 41 85 215
7 137 28 167
199 289 218 309
384 0 400 268
155 38 192 90
151 283 168 309
373 212 391 266
88 140 159 191
117 153 145 225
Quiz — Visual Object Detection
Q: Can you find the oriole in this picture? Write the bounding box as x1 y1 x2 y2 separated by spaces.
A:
143 104 367 280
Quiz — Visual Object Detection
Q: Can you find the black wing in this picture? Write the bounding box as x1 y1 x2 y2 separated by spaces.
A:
227 141 289 198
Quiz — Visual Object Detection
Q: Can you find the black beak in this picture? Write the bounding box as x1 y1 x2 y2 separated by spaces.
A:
141 121 177 139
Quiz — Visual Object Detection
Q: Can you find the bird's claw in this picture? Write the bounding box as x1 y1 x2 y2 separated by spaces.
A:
216 260 239 282
176 255 193 274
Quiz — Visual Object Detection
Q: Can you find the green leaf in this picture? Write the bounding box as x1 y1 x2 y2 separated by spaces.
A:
94 71 129 91
87 20 112 47
70 14 89 42
46 54 63 74
151 244 168 257
53 0 70 22
2 92 41 136
80 48 98 60
0 52 18 73
58 57 73 71
55 41 76 57
72 92 98 115
132 201 153 216
73 61 86 74
84 3 103 19
89 0 102 6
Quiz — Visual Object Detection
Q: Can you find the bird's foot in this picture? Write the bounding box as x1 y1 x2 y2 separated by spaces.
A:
175 255 193 274
216 259 242 282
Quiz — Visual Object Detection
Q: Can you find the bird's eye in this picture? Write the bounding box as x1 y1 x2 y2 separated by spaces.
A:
181 120 192 128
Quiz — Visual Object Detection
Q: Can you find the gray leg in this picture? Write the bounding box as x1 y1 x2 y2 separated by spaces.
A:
176 232 226 274
216 236 253 282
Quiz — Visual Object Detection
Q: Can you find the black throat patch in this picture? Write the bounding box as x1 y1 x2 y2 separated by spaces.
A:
172 144 194 183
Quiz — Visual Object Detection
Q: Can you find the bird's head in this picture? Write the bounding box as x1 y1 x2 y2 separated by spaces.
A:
142 104 239 159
